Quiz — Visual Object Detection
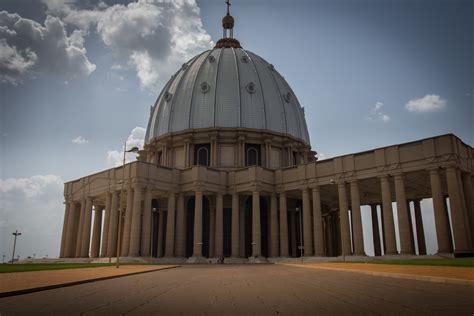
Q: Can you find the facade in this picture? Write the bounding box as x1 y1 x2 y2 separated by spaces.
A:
59 9 474 261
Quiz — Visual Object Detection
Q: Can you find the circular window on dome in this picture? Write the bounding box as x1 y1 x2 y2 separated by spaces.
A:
164 91 173 102
246 82 256 94
208 55 216 63
181 63 188 70
241 55 249 63
283 92 292 103
200 81 210 93
268 64 275 71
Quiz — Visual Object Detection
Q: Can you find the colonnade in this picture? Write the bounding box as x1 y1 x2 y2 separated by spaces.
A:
60 167 474 258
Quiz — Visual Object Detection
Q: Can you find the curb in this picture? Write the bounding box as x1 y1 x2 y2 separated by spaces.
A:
0 265 180 298
278 263 474 286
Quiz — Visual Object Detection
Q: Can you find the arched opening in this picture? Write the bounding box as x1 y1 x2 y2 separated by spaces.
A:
194 144 210 166
185 196 210 257
245 144 261 166
243 196 269 258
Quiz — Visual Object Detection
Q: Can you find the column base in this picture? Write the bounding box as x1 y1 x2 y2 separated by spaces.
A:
247 256 269 264
186 256 208 264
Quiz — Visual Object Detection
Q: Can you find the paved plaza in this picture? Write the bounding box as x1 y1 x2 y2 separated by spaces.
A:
0 264 473 315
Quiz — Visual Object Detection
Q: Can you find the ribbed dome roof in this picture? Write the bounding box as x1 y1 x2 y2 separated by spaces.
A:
145 47 310 144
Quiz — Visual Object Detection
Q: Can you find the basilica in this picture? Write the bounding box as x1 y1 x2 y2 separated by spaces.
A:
59 5 474 262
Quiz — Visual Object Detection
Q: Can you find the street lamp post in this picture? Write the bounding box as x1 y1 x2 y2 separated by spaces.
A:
11 230 21 264
150 207 158 257
295 207 304 259
115 143 139 268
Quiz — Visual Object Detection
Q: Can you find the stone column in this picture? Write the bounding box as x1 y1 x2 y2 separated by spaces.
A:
90 205 103 258
252 191 261 257
64 201 78 258
193 191 203 257
215 193 224 257
379 176 397 254
175 193 186 257
209 204 216 258
107 192 119 257
157 209 165 257
371 204 382 256
337 183 351 256
350 181 364 255
446 167 470 252
302 188 313 256
413 200 426 255
59 201 70 258
80 197 93 258
269 193 279 257
129 186 143 257
164 192 176 257
394 174 414 254
231 194 240 257
140 188 152 256
279 192 289 257
121 188 134 256
429 169 452 253
75 199 86 257
312 187 324 256
100 193 112 257
461 173 474 248
239 199 245 257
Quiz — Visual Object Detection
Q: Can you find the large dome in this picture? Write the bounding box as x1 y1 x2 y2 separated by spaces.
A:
145 47 310 144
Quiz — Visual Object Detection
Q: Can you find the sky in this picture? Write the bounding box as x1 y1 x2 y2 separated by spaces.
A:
0 0 472 260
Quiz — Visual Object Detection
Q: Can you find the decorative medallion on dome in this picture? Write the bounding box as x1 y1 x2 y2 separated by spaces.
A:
241 55 249 63
246 82 256 94
208 55 216 63
200 81 210 93
164 91 173 102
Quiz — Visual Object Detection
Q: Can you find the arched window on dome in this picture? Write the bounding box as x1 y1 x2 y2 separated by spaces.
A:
194 144 210 166
245 144 261 166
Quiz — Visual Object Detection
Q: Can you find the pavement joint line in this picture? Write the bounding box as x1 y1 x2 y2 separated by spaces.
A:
0 265 180 298
278 263 474 286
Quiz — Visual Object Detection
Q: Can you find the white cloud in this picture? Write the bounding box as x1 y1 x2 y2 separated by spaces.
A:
368 101 390 122
71 135 88 144
405 94 447 113
0 175 64 259
0 11 96 85
106 126 146 167
43 0 213 91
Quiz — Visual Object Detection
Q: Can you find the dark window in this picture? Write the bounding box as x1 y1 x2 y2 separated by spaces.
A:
292 151 298 166
245 144 261 166
156 151 163 165
194 144 210 166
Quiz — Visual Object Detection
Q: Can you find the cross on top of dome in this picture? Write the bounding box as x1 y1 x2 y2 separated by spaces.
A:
215 0 242 48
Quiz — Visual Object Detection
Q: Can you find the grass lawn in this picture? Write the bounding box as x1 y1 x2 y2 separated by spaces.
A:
349 258 474 268
0 263 161 273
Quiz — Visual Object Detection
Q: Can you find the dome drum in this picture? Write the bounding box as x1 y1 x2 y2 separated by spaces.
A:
141 127 312 170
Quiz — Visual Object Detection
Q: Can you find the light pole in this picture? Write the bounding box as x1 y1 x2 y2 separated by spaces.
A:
150 207 158 257
2 254 5 264
11 230 21 264
329 179 345 262
287 208 304 259
295 207 304 259
116 143 139 268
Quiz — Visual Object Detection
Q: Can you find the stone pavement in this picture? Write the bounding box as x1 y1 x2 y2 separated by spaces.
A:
279 262 474 284
0 265 178 297
0 265 473 315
